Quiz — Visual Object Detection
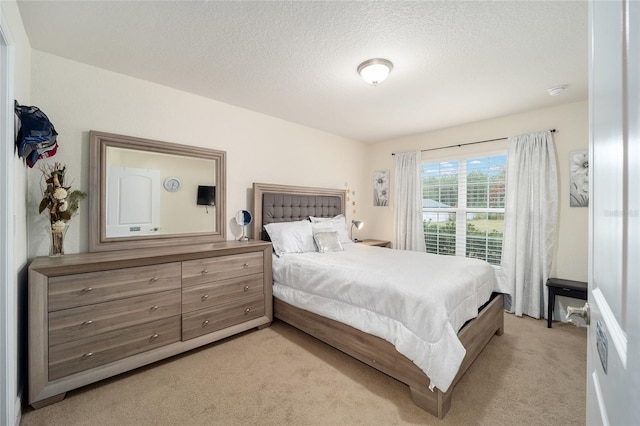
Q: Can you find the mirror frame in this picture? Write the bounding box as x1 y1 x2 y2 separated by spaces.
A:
89 130 226 252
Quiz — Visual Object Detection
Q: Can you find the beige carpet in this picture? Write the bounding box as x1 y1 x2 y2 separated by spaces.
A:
21 313 586 426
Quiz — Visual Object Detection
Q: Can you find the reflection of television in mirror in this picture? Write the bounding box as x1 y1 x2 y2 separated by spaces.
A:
197 185 216 206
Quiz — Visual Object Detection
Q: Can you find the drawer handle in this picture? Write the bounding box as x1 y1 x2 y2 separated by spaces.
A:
244 308 251 315
202 269 208 275
150 334 159 340
150 305 159 311
242 263 249 268
243 285 250 292
150 277 159 283
82 320 93 326
201 294 209 301
83 352 93 358
202 320 209 327
82 287 93 292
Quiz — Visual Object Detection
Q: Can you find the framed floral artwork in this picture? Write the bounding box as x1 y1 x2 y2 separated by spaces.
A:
570 150 589 207
373 170 389 206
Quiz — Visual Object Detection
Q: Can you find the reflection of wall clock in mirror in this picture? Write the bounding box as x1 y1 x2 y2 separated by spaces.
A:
163 177 182 192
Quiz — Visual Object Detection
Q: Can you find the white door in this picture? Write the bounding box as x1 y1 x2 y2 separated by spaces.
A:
587 1 640 424
106 166 161 237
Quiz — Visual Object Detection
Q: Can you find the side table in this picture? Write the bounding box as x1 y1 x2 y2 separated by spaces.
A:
546 278 588 328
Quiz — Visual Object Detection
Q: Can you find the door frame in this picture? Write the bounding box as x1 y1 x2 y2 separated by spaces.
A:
0 7 18 426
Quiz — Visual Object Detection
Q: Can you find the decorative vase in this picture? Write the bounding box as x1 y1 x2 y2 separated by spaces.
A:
47 224 68 257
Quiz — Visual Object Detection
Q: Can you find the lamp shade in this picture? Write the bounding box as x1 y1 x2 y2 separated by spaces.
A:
357 58 393 85
350 219 364 241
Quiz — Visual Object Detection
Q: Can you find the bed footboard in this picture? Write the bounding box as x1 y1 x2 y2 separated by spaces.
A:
274 293 504 419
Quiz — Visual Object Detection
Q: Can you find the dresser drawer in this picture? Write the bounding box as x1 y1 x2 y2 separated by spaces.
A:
182 294 264 341
182 253 263 287
49 316 181 380
182 275 263 314
49 290 181 347
48 263 182 312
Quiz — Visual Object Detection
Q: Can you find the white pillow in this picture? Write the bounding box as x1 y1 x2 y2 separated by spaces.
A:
309 214 351 244
311 221 333 234
264 220 316 257
313 231 343 253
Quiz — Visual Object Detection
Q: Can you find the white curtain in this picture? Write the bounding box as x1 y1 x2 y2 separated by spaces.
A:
393 151 426 251
497 130 558 318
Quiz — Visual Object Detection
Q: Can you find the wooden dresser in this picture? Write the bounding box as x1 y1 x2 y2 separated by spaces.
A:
28 240 272 409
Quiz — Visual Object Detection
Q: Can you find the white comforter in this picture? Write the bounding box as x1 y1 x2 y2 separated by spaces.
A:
272 243 498 393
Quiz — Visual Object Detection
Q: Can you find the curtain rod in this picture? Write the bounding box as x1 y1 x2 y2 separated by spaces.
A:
391 129 556 156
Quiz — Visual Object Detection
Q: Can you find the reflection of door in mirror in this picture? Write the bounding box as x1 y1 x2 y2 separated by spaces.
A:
235 210 252 241
107 166 161 237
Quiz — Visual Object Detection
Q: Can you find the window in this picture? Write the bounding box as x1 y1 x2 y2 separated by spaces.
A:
422 153 506 265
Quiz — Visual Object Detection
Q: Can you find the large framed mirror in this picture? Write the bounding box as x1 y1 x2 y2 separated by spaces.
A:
89 131 226 252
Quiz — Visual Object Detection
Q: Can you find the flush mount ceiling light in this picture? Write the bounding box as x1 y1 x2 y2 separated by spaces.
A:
547 84 567 96
357 58 393 85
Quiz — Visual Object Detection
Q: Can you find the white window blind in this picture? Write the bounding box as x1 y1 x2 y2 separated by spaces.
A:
422 153 506 265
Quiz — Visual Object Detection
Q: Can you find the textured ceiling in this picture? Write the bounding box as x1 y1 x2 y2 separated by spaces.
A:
16 1 588 143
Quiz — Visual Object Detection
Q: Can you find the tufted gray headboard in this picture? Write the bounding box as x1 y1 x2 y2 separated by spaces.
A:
252 183 346 241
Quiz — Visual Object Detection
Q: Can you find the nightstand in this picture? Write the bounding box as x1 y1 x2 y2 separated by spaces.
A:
358 239 391 248
546 278 588 328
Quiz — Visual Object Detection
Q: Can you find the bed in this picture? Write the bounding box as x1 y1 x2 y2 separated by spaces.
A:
252 182 504 418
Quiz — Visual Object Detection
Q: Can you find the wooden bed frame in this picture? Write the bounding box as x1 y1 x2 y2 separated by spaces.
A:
252 182 504 419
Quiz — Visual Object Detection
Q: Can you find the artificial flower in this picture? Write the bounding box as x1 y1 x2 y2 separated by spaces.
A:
53 187 68 200
39 162 86 226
